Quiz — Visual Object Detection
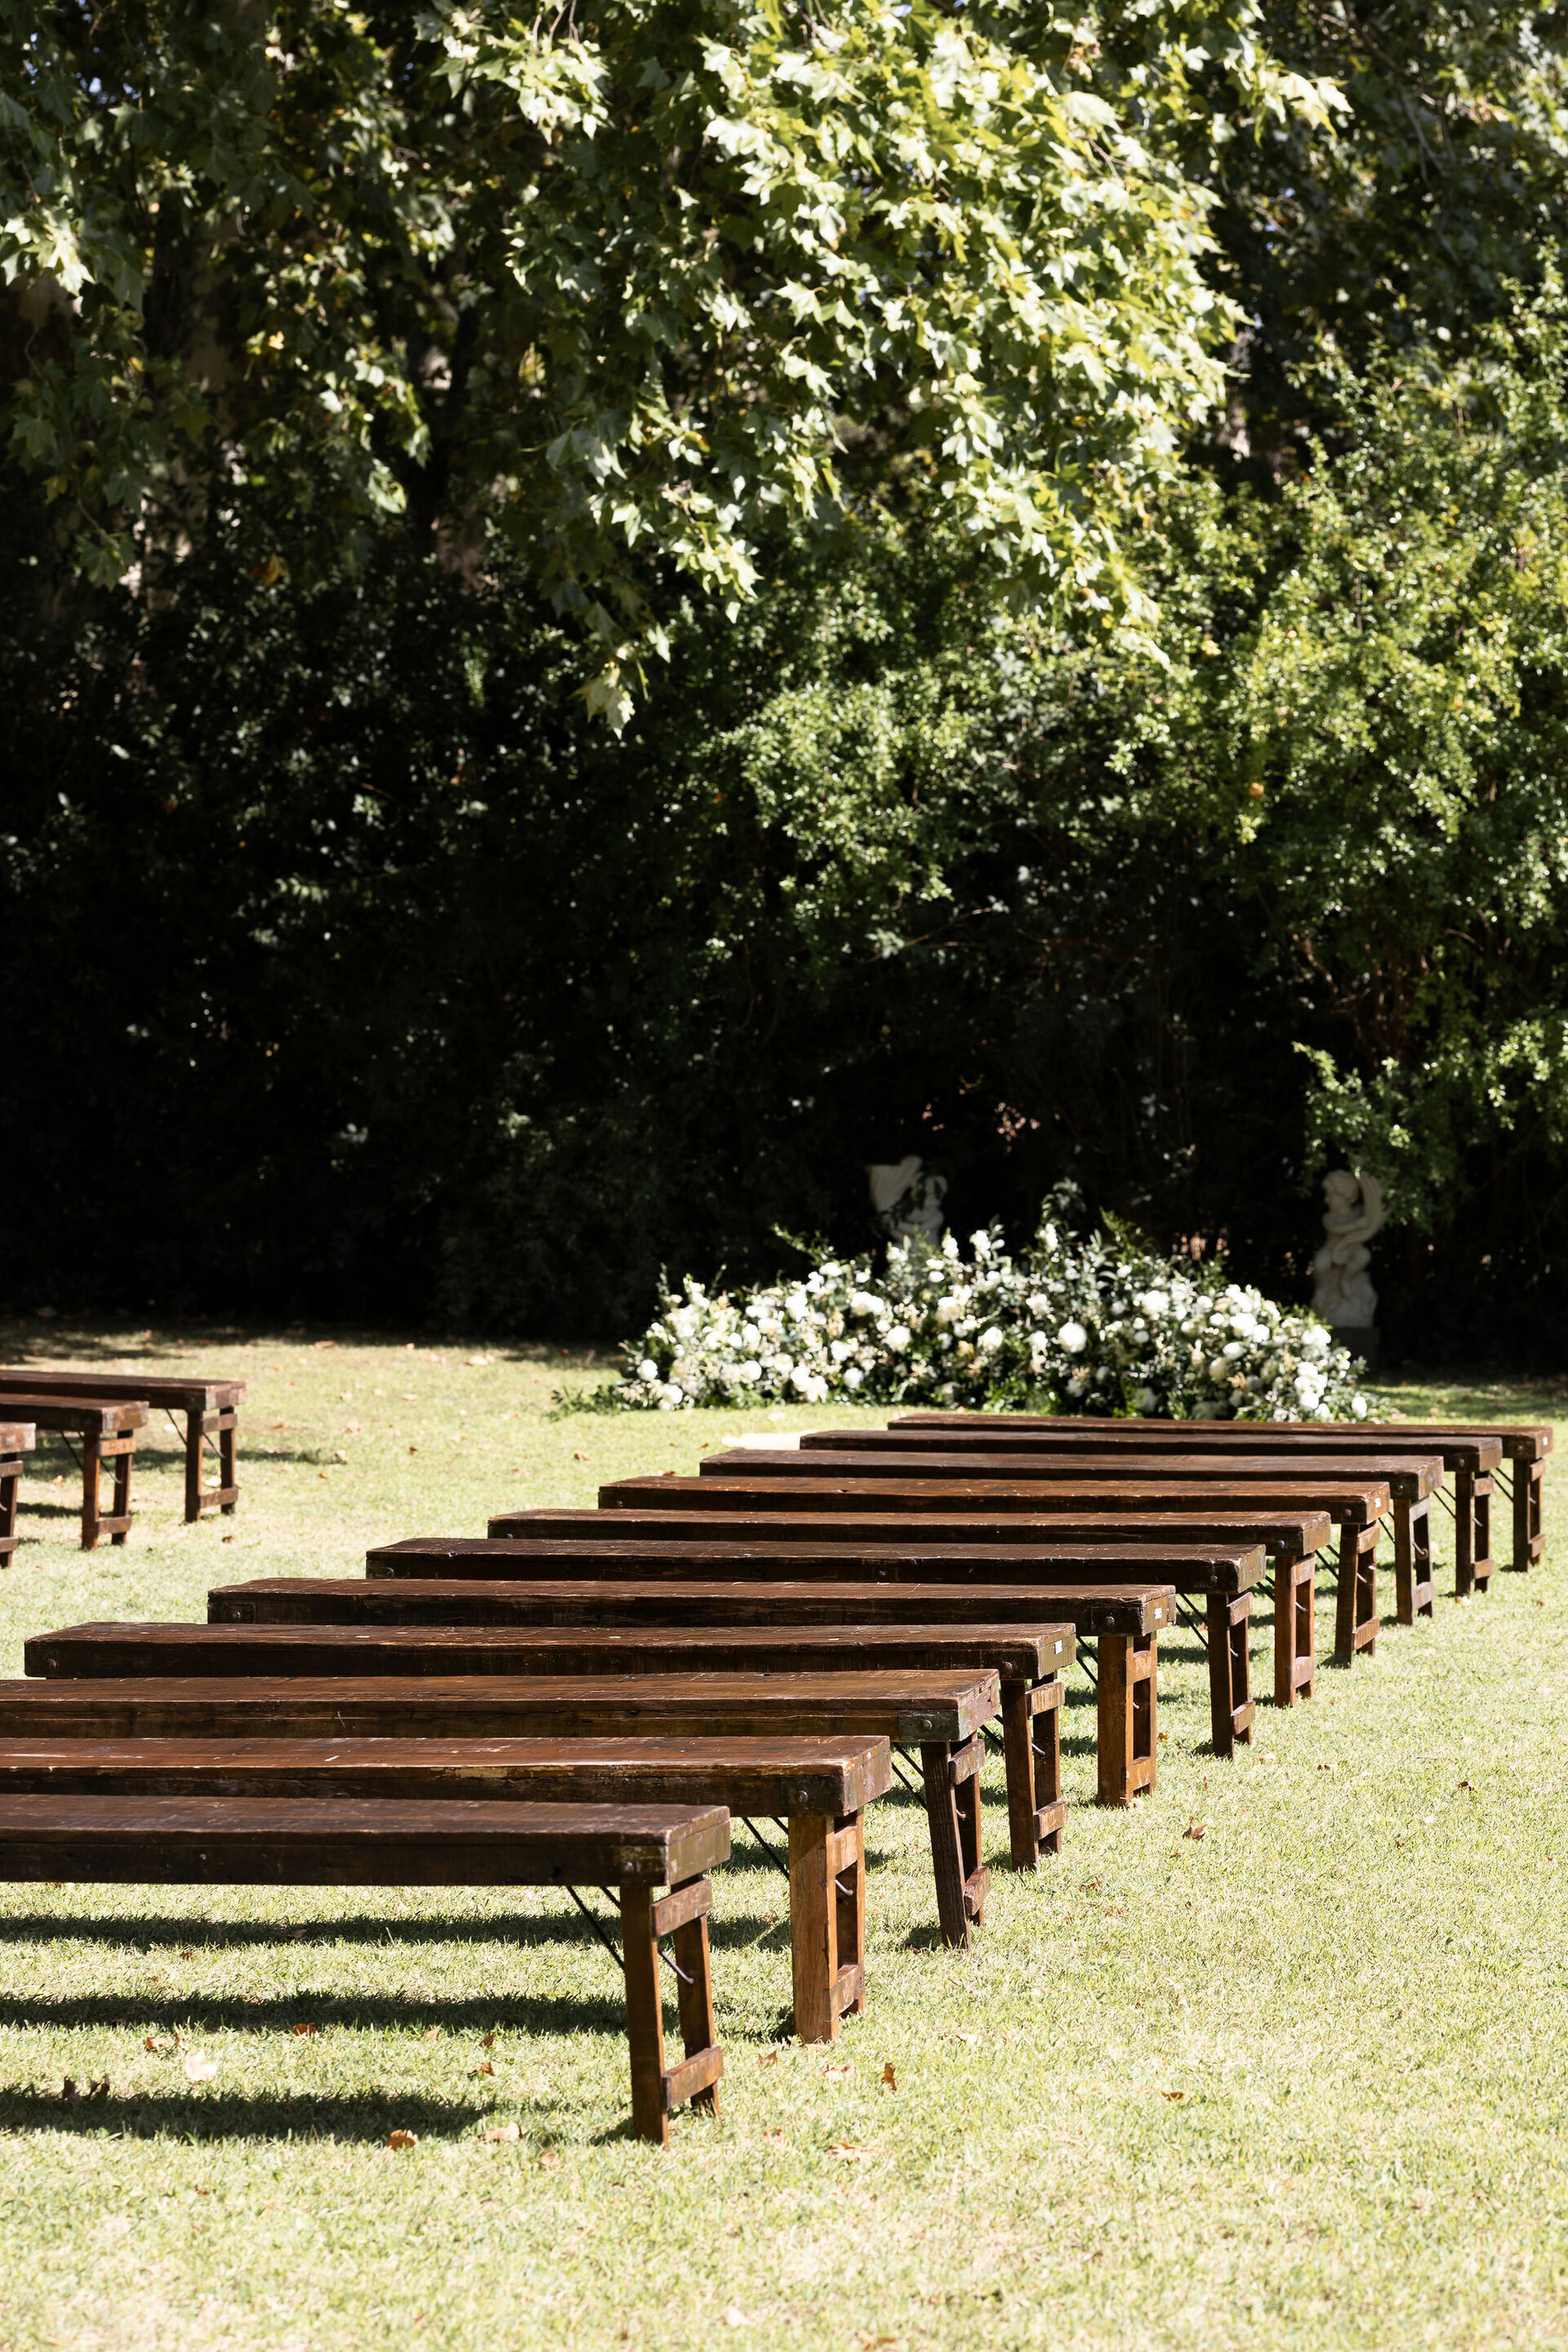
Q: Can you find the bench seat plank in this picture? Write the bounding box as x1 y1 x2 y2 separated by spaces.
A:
488 1510 1334 1558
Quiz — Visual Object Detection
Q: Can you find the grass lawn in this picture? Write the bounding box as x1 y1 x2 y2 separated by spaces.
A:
0 1320 1564 2351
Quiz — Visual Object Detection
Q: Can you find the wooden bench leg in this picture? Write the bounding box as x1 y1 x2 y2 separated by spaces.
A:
1513 1460 1545 1572
1333 1522 1379 1664
1273 1552 1316 1707
80 1438 101 1552
621 1878 724 2144
108 1440 133 1548
1097 1633 1157 1806
1000 1674 1066 1869
1394 1498 1435 1624
219 1414 238 1514
788 1812 866 2042
0 1457 20 1568
1206 1592 1255 1756
185 1413 203 1524
920 1737 989 1949
1471 1472 1494 1592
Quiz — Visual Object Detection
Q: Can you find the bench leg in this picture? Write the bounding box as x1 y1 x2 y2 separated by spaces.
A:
109 1440 133 1548
1394 1499 1435 1624
920 1737 989 1949
80 1438 101 1552
0 1458 19 1568
219 1414 238 1514
1000 1674 1066 1869
620 1878 724 2144
1273 1551 1316 1707
1333 1522 1379 1664
1098 1633 1157 1806
1206 1592 1255 1757
185 1413 203 1524
788 1812 866 2042
1471 1472 1494 1592
1513 1460 1545 1572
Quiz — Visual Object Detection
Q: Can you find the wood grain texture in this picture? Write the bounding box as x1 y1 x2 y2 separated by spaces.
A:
599 1474 1392 1527
479 1513 1328 1562
212 1574 1159 1638
0 1793 730 1885
0 1734 894 1815
700 1447 1435 1503
0 1670 1000 1744
878 1419 1495 1472
27 1620 1069 1682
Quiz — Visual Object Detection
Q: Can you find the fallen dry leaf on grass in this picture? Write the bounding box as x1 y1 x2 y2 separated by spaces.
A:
423 2025 443 2042
292 2022 318 2038
471 2060 496 2078
537 2149 561 2172
953 2030 982 2046
386 2130 418 2151
183 2052 218 2082
483 2122 521 2144
756 2049 780 2069
481 2031 497 2049
1183 1822 1206 1842
1163 2090 1187 2104
572 1450 590 1463
824 2061 853 2082
826 2140 876 2162
144 2036 166 2054
881 2062 898 2090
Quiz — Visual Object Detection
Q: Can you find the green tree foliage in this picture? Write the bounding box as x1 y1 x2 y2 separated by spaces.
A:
0 0 1337 710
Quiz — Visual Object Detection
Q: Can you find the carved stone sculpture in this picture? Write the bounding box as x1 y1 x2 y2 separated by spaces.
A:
867 1156 948 1242
1311 1169 1386 1328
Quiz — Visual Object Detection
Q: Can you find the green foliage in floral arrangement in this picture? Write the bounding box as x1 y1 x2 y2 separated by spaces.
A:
590 1222 1371 1419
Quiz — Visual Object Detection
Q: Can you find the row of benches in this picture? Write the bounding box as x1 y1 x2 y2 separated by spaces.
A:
0 1370 245 1555
0 1394 1549 2141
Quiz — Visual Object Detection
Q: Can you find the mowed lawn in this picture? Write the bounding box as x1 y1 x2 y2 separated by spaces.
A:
0 1321 1564 2352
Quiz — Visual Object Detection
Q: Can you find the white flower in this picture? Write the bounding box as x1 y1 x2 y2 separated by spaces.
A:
844 1366 863 1390
978 1327 1004 1354
636 1359 659 1383
848 1292 881 1318
1301 1324 1331 1355
1027 1294 1050 1320
740 1324 761 1350
1134 1388 1158 1414
885 1325 911 1352
1137 1290 1169 1317
1352 1392 1368 1419
1057 1321 1089 1355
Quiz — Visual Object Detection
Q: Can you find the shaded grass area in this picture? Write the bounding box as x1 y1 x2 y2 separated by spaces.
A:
0 1321 1562 2348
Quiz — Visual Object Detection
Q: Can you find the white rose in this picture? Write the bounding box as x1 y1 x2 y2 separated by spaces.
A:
1352 1392 1368 1418
637 1359 659 1383
844 1366 863 1390
1057 1321 1089 1355
885 1325 911 1352
1027 1294 1050 1320
978 1327 1004 1354
738 1360 761 1384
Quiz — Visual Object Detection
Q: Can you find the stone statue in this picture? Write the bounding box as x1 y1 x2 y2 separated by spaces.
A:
867 1156 948 1242
1311 1169 1386 1328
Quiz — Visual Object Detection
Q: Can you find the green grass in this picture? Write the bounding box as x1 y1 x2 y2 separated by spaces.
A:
0 1319 1565 2350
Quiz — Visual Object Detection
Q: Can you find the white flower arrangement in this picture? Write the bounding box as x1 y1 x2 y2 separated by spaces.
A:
590 1220 1373 1419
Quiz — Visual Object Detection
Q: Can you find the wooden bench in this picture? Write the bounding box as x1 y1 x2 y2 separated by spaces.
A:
0 1396 146 1550
0 1734 887 2047
1297 1418 1550 1576
479 1512 1321 1724
889 1415 1498 1598
604 1468 1397 1673
212 1567 1173 1833
747 1442 1439 1645
0 1668 1000 1953
0 1370 243 1522
0 1791 725 2143
0 1423 36 1570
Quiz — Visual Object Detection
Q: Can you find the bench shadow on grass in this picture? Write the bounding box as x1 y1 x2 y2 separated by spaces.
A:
0 2084 495 2144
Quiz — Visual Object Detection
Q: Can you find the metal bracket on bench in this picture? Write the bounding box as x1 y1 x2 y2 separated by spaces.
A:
563 1885 693 1984
739 1815 791 1880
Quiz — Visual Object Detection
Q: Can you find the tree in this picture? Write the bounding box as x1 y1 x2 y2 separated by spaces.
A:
1 0 1338 713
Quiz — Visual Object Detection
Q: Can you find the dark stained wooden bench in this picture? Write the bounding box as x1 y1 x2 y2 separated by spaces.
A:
0 1396 146 1549
737 1442 1438 1650
0 1734 888 2047
0 1791 725 2143
474 1514 1305 1731
0 1668 1000 1953
212 1567 1174 1836
0 1423 36 1570
1293 1418 1550 1576
890 1414 1498 1598
603 1467 1396 1673
0 1370 244 1522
